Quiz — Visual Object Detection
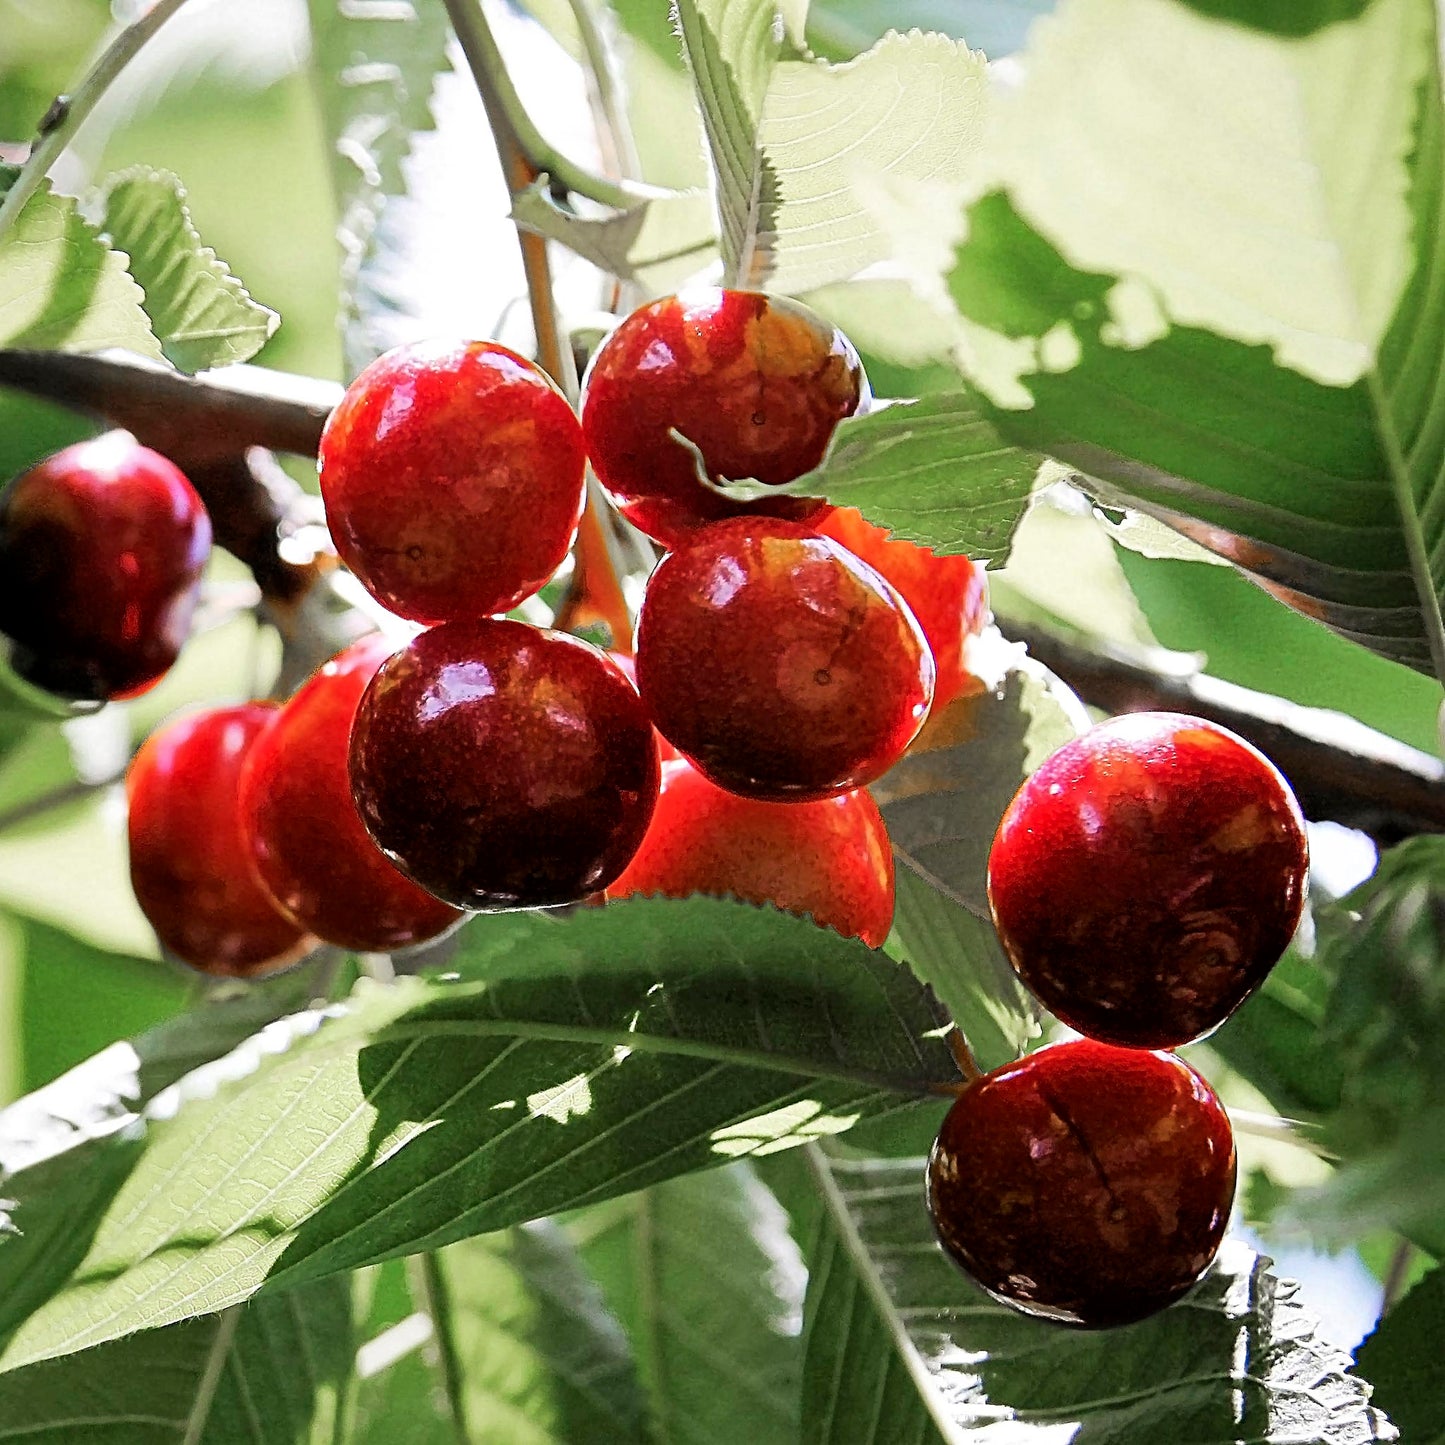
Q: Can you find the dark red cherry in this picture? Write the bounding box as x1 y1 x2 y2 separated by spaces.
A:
634 517 934 801
987 712 1309 1049
319 339 587 624
127 703 314 977
0 432 211 701
239 634 463 953
815 505 989 709
349 619 660 909
605 757 895 946
580 289 866 547
927 1040 1236 1327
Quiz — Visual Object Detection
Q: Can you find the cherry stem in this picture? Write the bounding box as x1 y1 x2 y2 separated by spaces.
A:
0 0 195 241
946 1026 981 1087
1381 1238 1416 1314
444 0 633 648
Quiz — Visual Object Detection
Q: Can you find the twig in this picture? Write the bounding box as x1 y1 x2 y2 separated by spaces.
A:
443 0 633 646
0 777 118 835
443 0 659 214
999 617 1445 844
0 351 340 462
0 0 195 239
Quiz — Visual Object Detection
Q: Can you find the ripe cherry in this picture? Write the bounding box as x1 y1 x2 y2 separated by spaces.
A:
319 339 587 624
927 1039 1236 1327
814 505 988 709
607 651 679 763
987 712 1308 1049
634 517 934 801
605 757 895 946
0 432 211 701
238 635 463 953
580 289 866 547
128 703 314 977
349 619 660 909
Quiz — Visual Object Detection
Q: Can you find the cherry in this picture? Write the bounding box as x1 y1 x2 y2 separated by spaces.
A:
580 289 866 547
0 432 211 701
927 1039 1236 1328
605 757 895 946
634 517 934 801
127 703 314 976
604 650 680 764
987 712 1308 1049
349 618 660 909
238 635 463 953
318 339 587 624
814 505 989 708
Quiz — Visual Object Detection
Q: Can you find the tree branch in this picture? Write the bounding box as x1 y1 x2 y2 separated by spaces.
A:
1001 618 1445 843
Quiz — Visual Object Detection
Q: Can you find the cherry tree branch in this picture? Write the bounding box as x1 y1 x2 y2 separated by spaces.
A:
0 0 195 238
5 344 1444 838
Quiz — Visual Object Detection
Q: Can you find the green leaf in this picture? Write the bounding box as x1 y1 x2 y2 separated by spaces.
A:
100 168 279 373
1356 1267 1445 1444
798 1147 1395 1442
676 2 991 292
0 1280 353 1444
1274 838 1445 1249
305 0 450 373
573 1163 804 1444
0 899 953 1371
409 1225 651 1445
885 868 1035 1074
511 180 717 293
871 649 1088 919
934 0 1445 674
785 393 1042 565
0 180 161 357
12 912 185 1097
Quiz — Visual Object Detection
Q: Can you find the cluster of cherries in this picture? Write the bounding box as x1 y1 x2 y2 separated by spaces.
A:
0 286 1311 1331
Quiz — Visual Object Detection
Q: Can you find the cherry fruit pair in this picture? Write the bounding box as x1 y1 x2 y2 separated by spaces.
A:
928 713 1309 1327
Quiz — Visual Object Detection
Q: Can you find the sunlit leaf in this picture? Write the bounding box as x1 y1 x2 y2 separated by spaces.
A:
0 899 952 1371
100 168 279 372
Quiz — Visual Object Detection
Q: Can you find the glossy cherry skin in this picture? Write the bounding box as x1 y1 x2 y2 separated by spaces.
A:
814 505 988 709
319 339 587 624
987 713 1308 1049
128 704 314 976
349 619 660 909
0 433 212 701
927 1040 1236 1328
605 758 895 945
635 517 934 801
239 635 463 952
580 289 866 547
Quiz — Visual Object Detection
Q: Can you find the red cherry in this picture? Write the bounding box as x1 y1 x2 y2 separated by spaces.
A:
127 704 314 977
318 339 587 624
0 433 211 701
580 289 866 547
814 505 989 708
349 619 660 909
238 635 463 953
927 1039 1236 1327
607 651 680 763
987 712 1309 1049
634 517 934 801
605 758 895 946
